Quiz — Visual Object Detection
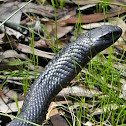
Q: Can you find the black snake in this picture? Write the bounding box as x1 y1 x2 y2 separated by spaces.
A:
7 25 122 126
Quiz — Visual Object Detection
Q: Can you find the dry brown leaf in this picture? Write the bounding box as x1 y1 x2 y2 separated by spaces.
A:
5 90 18 100
41 23 73 48
48 108 59 118
110 0 126 5
74 0 124 6
58 10 76 25
34 39 49 48
73 1 98 5
2 50 18 59
58 7 125 24
0 75 37 81
0 50 29 61
55 100 72 105
0 89 6 99
0 2 22 24
39 10 76 27
45 23 73 39
0 97 9 113
47 102 68 126
47 102 58 120
0 2 55 20
0 33 5 42
26 63 43 72
57 86 102 98
81 22 110 29
1 34 17 49
17 43 55 59
5 101 23 113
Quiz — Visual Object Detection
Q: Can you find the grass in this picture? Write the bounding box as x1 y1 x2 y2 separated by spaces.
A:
0 0 33 27
0 0 125 125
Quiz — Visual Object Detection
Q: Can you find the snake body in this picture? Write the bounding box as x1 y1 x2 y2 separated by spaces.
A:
8 25 122 126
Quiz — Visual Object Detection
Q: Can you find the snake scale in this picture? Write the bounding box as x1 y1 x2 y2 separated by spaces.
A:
7 25 122 126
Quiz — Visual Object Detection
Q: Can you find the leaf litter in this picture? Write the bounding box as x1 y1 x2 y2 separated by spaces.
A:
0 0 125 125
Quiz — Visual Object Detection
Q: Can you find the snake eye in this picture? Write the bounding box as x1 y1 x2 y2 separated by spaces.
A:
104 33 111 41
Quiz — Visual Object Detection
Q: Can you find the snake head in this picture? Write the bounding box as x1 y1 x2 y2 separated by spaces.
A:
89 25 122 55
